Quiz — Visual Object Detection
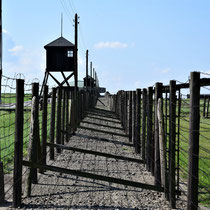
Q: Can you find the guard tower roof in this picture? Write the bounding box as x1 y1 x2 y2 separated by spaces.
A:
44 36 74 48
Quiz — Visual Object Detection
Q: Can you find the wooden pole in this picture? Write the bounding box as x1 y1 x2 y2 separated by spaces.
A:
56 87 62 153
0 0 2 104
146 87 153 171
142 88 147 161
50 88 56 160
42 85 48 166
132 91 136 147
86 50 88 91
129 91 133 142
157 98 167 189
13 79 24 208
187 72 200 210
169 80 176 208
65 90 69 142
136 89 141 154
154 82 162 187
61 89 66 145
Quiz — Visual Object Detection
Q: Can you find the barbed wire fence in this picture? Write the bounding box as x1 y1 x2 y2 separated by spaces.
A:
108 71 210 209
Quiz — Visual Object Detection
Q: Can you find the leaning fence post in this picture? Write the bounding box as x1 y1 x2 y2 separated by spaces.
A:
42 85 48 166
157 98 167 192
187 72 200 210
136 89 141 154
50 88 56 160
154 82 162 187
13 79 24 208
169 80 176 208
56 87 62 153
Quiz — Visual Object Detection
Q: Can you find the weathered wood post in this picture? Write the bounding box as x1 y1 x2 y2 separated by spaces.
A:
136 89 141 154
132 91 136 148
42 85 48 166
56 87 62 153
187 72 200 210
50 88 56 160
154 82 162 187
125 91 128 134
203 96 206 117
13 79 24 208
157 98 167 191
142 88 147 161
0 161 4 203
146 87 153 171
129 91 133 142
169 80 176 208
61 88 66 145
65 90 69 142
25 83 39 196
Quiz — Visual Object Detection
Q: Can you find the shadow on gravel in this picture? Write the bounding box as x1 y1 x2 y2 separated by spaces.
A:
81 120 124 131
21 204 145 209
75 133 133 147
86 116 120 124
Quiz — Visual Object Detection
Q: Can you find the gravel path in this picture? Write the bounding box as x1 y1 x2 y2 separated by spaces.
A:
5 97 187 209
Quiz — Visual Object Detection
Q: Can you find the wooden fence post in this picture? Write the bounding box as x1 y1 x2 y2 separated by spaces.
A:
56 87 62 153
187 72 200 210
132 91 136 148
61 89 66 145
136 89 141 154
129 91 133 142
50 88 56 160
25 83 39 196
157 98 167 190
0 161 4 203
169 80 176 208
142 88 147 161
42 85 48 166
65 90 69 142
13 79 24 208
125 92 128 134
154 82 162 187
145 87 153 171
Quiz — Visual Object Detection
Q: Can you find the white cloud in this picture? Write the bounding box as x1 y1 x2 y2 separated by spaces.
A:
3 29 9 34
160 68 170 74
8 45 24 55
94 41 128 49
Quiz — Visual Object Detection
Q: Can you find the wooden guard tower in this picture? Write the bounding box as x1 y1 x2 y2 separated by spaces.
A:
41 14 78 94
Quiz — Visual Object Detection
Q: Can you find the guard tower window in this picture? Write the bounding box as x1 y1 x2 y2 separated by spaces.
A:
67 50 73 57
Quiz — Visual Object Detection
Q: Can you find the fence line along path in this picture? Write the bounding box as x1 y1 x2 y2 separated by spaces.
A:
20 97 186 209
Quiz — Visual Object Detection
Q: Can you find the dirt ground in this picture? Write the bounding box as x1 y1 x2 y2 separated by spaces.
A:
2 97 187 210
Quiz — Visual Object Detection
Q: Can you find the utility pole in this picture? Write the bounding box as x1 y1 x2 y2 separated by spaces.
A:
74 13 78 91
0 0 2 103
90 61 92 92
86 50 88 91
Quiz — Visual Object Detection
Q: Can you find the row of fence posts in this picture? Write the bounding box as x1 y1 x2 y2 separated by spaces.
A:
107 72 202 210
0 79 98 207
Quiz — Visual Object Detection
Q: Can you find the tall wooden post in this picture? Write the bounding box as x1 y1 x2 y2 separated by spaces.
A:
86 50 88 91
74 13 78 91
136 89 141 154
42 85 48 166
132 91 136 147
142 88 147 161
0 161 4 203
50 88 57 160
169 80 176 208
0 0 2 104
154 82 162 187
61 89 66 145
56 87 62 153
129 91 133 142
13 79 24 208
146 87 153 171
187 72 200 210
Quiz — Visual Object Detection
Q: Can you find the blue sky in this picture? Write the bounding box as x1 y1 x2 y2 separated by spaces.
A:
3 0 210 93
